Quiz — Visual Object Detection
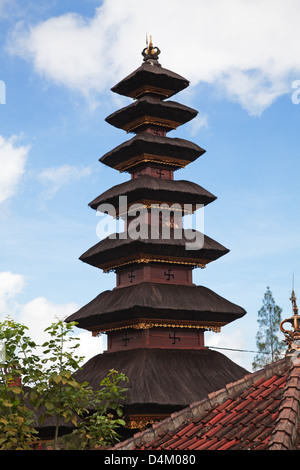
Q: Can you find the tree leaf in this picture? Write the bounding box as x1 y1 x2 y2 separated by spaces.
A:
44 402 54 411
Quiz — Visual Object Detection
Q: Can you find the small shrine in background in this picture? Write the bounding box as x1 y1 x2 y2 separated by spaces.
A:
66 38 247 432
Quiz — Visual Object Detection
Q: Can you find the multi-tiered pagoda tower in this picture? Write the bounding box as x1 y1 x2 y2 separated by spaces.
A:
66 39 247 431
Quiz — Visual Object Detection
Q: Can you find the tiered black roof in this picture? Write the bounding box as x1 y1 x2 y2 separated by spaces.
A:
111 62 189 99
74 348 248 413
66 283 246 332
79 227 229 272
89 175 216 213
105 96 198 134
99 132 206 172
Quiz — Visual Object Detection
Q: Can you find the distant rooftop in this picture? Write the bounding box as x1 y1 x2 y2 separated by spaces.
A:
110 356 300 451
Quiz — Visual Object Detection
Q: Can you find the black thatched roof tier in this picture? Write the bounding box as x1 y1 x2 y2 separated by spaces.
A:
88 175 216 213
105 96 198 134
111 62 189 99
79 228 229 272
99 132 206 172
74 348 248 410
65 283 246 331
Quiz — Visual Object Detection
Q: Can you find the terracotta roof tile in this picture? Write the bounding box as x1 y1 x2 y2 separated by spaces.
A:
110 357 300 451
195 437 219 450
260 385 281 399
178 436 198 450
233 396 255 412
248 386 265 399
250 441 267 450
214 398 233 411
183 422 204 437
221 423 244 441
177 422 194 436
262 375 281 388
217 438 237 450
206 409 227 426
273 375 288 387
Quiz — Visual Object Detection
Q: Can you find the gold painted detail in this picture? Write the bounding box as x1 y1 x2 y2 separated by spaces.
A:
91 321 222 335
115 153 189 173
102 255 207 273
123 116 181 133
117 201 195 218
280 288 300 352
129 85 174 99
132 202 194 212
126 415 167 430
142 34 161 63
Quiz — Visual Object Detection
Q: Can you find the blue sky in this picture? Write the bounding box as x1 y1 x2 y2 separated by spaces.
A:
0 0 300 371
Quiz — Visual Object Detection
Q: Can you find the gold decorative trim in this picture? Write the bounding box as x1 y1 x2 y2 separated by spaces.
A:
102 255 207 273
123 116 180 133
129 85 174 99
141 201 193 211
91 320 222 335
126 415 168 430
116 201 195 218
280 289 300 351
115 153 190 172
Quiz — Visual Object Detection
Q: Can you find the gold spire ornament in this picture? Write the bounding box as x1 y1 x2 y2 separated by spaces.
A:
290 288 299 316
142 35 161 63
280 287 300 353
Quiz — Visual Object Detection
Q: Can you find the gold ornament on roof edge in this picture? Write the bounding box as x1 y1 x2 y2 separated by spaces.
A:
280 288 300 351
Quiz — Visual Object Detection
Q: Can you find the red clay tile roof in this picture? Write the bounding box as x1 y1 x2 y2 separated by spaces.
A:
111 356 300 451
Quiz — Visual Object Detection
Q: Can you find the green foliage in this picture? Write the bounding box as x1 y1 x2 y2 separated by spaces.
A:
27 319 88 449
252 286 284 371
0 316 128 450
0 317 39 449
71 369 128 450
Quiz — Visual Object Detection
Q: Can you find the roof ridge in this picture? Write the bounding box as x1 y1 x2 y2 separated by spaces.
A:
268 356 300 450
110 358 287 450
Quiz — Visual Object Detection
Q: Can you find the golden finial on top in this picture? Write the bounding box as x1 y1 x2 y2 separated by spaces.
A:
142 34 161 63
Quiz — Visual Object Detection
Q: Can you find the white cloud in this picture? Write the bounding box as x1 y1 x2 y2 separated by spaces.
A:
7 0 300 115
38 164 92 200
0 0 10 16
0 135 30 204
19 297 103 363
187 113 209 136
0 271 25 315
18 296 77 342
219 69 289 116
